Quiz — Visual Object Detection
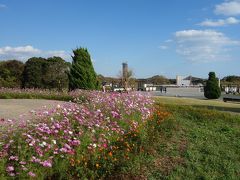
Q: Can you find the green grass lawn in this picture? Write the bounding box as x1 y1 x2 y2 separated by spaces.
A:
156 96 240 114
130 97 240 179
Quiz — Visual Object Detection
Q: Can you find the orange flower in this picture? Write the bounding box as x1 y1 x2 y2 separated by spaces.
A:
108 151 113 157
96 163 100 168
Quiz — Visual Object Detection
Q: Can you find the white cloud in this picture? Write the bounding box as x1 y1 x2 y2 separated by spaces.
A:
199 17 239 27
0 45 70 61
165 39 173 43
175 29 240 63
159 45 168 50
215 0 240 16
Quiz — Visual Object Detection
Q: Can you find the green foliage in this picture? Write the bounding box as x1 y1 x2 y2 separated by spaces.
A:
221 75 240 87
22 57 69 90
43 57 69 90
22 57 46 88
204 72 221 99
0 60 24 88
222 75 240 82
69 48 99 90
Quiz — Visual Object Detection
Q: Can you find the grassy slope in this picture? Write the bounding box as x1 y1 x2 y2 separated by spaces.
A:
135 98 240 179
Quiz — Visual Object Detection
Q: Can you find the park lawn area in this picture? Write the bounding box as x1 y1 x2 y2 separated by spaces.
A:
0 93 239 179
140 98 240 179
155 96 240 114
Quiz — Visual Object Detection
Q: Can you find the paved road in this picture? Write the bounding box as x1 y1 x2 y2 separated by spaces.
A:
0 99 65 120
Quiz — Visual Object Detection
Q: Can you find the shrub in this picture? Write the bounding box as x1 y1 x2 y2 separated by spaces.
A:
204 72 221 99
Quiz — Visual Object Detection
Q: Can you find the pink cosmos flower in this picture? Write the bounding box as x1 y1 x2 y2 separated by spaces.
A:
41 160 52 167
6 165 14 172
64 143 71 149
28 171 36 177
22 167 28 171
60 147 67 153
111 111 121 119
9 173 15 176
71 140 80 146
103 143 108 148
31 156 41 163
9 156 18 161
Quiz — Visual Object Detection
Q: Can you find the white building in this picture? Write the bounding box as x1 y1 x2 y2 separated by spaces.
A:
176 75 191 86
144 84 157 91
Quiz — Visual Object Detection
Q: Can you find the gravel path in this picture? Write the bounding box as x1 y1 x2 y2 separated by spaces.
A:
0 99 65 120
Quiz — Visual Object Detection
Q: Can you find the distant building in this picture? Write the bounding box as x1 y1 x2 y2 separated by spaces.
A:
224 86 238 94
221 84 240 94
137 79 149 91
137 75 204 93
176 75 192 86
137 79 167 92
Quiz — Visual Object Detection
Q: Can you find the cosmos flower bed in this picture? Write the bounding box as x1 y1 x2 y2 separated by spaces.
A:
0 91 154 179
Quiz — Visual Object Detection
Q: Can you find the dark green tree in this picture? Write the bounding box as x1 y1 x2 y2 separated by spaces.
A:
22 57 47 88
204 72 221 99
22 57 70 90
69 48 98 90
43 56 69 91
0 60 24 88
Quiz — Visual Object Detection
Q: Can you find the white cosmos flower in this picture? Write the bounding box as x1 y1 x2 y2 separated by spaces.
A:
52 140 56 144
39 141 47 147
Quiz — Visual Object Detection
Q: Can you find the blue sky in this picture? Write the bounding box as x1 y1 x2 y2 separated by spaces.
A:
0 0 240 78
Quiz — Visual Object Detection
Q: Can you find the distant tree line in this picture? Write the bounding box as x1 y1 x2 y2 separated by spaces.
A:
0 47 99 91
0 57 70 90
221 75 240 86
1 47 239 92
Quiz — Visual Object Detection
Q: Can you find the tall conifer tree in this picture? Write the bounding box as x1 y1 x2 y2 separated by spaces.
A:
204 72 221 99
69 48 98 90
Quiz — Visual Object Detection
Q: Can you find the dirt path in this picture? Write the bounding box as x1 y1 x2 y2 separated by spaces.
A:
0 99 65 120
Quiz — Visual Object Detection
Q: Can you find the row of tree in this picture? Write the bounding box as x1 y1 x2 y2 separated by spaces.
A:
0 57 70 90
0 47 237 100
0 48 99 91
